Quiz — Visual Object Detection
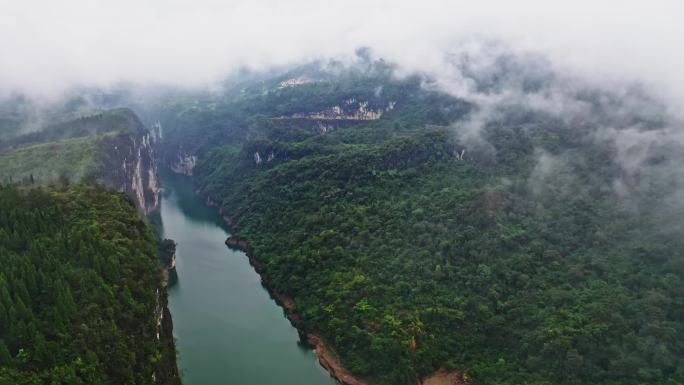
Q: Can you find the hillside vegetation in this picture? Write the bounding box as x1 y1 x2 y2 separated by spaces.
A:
0 107 161 214
0 183 175 384
0 108 146 186
187 60 684 385
0 134 105 185
0 108 144 151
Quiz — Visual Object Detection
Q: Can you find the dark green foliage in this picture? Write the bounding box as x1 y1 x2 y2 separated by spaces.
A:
0 108 144 152
158 239 176 267
194 113 684 385
152 60 470 167
0 108 151 188
0 184 165 384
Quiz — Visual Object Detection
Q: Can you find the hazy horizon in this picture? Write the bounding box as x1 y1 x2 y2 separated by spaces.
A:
1 0 683 111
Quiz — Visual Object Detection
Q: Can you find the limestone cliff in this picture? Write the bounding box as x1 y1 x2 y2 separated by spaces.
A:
169 152 197 175
97 111 161 214
276 100 395 121
0 108 161 213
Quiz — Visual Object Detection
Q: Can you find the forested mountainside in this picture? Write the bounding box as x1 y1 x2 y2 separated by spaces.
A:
0 183 179 385
1 53 681 385
160 58 684 385
0 108 160 213
145 60 470 173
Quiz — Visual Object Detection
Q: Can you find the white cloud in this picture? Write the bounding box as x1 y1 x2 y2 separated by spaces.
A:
0 0 682 108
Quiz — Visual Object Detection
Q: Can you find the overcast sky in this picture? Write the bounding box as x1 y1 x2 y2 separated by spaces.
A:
1 0 682 106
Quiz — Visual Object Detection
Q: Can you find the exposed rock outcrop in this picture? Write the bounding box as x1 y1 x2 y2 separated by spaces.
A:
306 334 369 385
154 287 181 385
159 239 178 288
100 129 160 214
170 152 197 175
0 108 161 214
225 235 249 250
421 369 468 385
276 100 396 122
278 76 314 88
253 150 275 166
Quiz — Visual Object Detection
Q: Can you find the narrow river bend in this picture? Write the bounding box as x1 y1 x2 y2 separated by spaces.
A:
159 168 337 385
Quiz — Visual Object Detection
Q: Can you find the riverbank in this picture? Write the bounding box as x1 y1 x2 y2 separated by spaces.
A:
155 288 181 385
225 233 467 385
225 234 371 385
201 187 465 385
200 187 370 385
151 218 181 384
161 168 339 385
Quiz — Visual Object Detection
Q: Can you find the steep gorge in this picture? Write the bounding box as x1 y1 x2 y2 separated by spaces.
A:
0 108 161 214
0 107 178 384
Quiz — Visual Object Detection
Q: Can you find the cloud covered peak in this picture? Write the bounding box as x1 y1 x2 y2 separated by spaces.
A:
0 0 682 111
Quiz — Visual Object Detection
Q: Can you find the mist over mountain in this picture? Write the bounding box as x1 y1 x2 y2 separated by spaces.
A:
1 2 684 385
5 41 682 205
1 0 683 107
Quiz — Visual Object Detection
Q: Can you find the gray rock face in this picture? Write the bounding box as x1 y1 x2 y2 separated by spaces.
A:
99 127 160 214
169 152 197 175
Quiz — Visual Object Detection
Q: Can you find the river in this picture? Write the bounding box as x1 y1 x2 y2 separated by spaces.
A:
158 168 338 385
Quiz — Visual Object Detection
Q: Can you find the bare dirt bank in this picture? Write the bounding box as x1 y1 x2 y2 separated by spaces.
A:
421 369 468 385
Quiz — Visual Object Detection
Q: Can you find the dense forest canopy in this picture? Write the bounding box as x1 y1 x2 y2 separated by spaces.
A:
0 183 169 385
0 51 682 385
3 2 682 384
180 57 684 385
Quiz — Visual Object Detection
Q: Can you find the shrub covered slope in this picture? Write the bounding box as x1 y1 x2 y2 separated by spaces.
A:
0 183 172 384
187 60 684 385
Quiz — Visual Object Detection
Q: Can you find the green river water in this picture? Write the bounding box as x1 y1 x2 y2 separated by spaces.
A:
159 168 338 385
